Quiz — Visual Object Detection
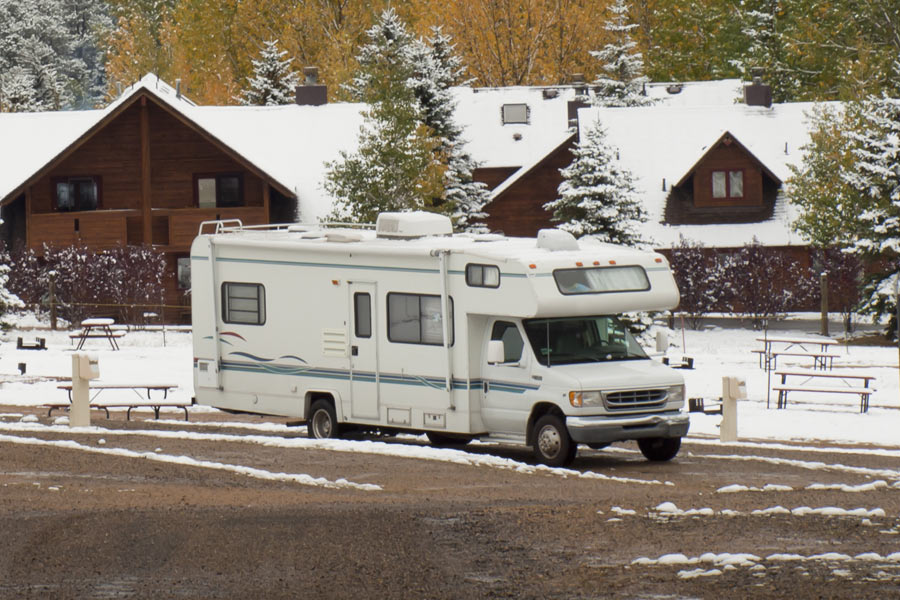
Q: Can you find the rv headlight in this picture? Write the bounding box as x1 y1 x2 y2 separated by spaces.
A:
667 384 685 405
568 390 603 408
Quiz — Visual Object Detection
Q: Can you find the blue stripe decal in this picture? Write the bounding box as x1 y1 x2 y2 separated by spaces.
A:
218 360 539 393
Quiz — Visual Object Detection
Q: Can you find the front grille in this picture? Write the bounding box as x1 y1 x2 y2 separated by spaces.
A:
604 389 668 409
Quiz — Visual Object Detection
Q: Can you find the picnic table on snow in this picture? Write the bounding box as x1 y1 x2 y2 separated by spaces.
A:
770 369 876 413
69 318 126 351
47 381 188 420
753 336 840 371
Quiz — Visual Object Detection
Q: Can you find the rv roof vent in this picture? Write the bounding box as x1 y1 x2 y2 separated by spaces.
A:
376 212 453 239
287 225 313 232
326 231 364 243
536 229 579 251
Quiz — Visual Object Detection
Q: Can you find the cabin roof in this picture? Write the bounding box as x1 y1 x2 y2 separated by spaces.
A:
576 101 833 248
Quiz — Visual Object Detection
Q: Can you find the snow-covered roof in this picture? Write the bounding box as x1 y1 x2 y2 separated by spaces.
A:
578 102 833 249
0 74 364 222
644 79 743 107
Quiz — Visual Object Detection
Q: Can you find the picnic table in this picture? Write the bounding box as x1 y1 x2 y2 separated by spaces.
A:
69 318 125 351
47 382 188 420
754 336 839 371
770 369 876 413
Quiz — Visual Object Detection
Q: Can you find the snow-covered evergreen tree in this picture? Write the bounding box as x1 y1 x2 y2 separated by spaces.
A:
589 0 653 108
844 83 900 332
328 10 485 227
737 0 796 102
325 9 445 223
413 27 489 232
0 0 110 111
238 40 300 106
546 120 648 246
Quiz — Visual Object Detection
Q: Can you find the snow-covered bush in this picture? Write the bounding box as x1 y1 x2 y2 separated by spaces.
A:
722 238 816 328
7 244 168 324
668 236 731 329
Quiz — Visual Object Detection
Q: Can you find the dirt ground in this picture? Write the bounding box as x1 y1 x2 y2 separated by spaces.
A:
2 406 900 599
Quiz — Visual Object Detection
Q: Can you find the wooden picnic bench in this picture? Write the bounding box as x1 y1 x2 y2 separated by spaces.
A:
69 318 126 351
754 336 840 371
47 382 189 420
770 369 876 413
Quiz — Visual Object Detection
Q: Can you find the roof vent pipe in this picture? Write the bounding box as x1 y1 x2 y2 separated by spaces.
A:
175 79 181 99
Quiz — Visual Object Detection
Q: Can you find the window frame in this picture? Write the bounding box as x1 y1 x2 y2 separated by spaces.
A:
490 320 525 364
354 292 372 339
711 169 745 199
221 281 266 325
501 103 530 125
465 263 501 289
386 292 454 346
52 175 102 212
194 173 245 208
176 256 191 291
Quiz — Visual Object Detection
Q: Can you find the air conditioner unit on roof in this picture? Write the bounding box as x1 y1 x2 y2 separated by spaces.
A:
376 212 453 238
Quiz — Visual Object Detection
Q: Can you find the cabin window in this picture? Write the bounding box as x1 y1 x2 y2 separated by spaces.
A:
553 266 650 295
196 174 243 208
176 257 191 290
711 170 744 199
501 103 529 125
491 321 524 363
222 282 266 325
466 264 500 288
354 292 372 338
387 293 454 346
54 176 99 211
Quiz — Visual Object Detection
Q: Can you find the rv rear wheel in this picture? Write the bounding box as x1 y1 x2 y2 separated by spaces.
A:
637 436 681 461
308 400 340 439
532 414 577 467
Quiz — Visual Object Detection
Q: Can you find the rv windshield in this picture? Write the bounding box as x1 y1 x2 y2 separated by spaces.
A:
522 315 648 366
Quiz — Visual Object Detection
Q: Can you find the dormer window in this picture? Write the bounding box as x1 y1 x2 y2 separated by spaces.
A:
502 103 529 125
712 170 743 199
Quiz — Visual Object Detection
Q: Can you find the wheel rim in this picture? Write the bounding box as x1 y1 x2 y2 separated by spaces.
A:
312 409 332 438
537 424 561 459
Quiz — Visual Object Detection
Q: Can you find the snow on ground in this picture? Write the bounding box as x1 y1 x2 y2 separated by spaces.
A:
0 312 898 453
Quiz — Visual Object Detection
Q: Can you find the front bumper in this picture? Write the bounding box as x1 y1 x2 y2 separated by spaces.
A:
566 411 690 444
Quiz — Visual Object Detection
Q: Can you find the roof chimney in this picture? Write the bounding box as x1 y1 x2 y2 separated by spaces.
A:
743 67 772 107
295 66 327 106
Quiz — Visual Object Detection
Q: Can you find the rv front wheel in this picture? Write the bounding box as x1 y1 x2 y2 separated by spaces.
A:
532 414 577 467
308 400 340 439
637 437 681 461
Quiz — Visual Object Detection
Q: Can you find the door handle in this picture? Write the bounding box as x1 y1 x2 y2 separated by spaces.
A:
351 345 358 356
483 381 488 393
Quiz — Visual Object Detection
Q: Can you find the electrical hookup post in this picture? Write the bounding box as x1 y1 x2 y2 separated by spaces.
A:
70 353 99 427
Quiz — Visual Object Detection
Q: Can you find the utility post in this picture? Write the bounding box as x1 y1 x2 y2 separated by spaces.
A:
49 272 57 331
820 272 829 337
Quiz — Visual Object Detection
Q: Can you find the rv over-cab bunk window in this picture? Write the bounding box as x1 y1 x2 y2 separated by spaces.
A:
553 266 650 295
466 264 500 288
222 282 266 325
387 293 454 346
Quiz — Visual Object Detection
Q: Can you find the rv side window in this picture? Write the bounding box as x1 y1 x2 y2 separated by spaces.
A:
354 293 372 338
387 293 454 346
466 264 500 288
491 321 524 363
222 282 266 325
553 266 650 295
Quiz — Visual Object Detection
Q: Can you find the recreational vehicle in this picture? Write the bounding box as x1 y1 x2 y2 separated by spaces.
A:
190 212 688 466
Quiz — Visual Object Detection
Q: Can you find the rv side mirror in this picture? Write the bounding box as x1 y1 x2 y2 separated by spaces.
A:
487 340 505 365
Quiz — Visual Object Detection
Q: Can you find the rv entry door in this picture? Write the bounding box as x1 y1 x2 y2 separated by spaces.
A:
481 319 531 435
349 282 380 419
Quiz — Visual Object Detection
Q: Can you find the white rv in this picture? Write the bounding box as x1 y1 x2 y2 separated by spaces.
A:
190 212 688 466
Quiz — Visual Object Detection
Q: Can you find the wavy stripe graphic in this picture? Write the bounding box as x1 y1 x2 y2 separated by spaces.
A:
219 331 247 341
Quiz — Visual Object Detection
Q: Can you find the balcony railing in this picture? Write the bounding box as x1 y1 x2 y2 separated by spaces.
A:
28 207 268 253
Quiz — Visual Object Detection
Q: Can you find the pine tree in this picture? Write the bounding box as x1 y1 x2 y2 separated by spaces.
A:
546 120 648 246
238 40 300 106
325 9 445 223
844 86 900 331
0 0 110 111
413 27 489 232
590 0 653 108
